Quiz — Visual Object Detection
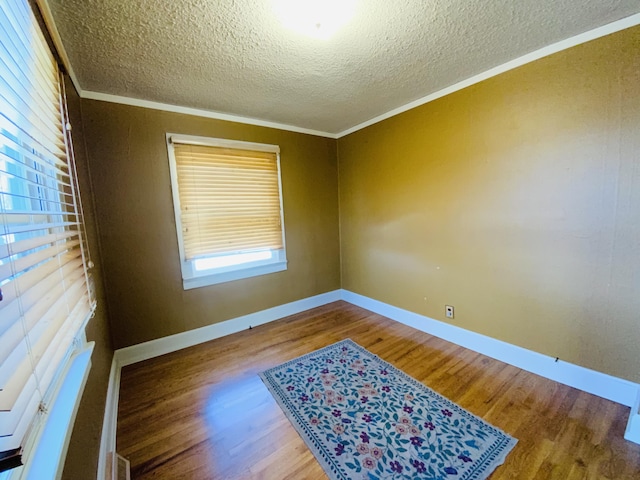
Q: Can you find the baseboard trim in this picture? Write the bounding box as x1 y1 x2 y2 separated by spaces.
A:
96 355 122 480
115 290 342 367
625 391 640 444
97 286 640 474
340 289 640 409
96 289 342 478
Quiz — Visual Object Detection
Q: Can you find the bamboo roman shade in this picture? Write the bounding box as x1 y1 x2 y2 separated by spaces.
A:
172 143 284 259
0 0 94 465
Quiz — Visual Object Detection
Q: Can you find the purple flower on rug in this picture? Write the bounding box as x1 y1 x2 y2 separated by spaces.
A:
259 339 517 480
362 457 376 470
410 436 424 446
412 460 426 473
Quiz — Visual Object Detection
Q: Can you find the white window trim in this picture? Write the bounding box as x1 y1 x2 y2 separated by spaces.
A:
166 134 288 290
0 327 94 480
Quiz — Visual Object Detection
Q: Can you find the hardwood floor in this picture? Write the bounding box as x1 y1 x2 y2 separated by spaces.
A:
117 301 640 479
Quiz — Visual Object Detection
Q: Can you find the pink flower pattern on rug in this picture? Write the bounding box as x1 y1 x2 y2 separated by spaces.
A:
260 339 517 480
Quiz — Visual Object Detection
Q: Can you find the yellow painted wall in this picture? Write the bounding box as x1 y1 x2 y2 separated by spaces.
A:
80 101 341 349
338 26 640 383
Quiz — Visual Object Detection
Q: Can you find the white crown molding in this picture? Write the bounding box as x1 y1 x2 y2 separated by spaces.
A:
340 290 640 410
36 0 82 95
335 12 640 138
44 7 639 140
80 91 338 139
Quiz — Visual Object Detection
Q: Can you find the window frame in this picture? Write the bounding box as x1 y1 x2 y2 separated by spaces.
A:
0 0 96 475
166 133 288 290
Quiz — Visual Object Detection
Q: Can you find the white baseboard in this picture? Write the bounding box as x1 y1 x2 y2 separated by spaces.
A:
340 289 640 409
625 391 640 444
96 355 122 480
115 290 342 367
96 289 342 479
97 286 640 474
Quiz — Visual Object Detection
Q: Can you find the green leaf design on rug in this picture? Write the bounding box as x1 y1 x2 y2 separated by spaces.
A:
259 339 517 480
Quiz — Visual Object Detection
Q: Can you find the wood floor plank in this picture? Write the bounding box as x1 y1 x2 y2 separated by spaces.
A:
117 301 640 479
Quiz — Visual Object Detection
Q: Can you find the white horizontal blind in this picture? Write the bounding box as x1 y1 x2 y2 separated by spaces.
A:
0 0 94 461
172 143 284 259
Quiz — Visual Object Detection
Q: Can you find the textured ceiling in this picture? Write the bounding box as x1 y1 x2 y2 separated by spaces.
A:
49 0 640 134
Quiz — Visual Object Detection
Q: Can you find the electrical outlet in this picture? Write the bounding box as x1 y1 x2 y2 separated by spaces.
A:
445 305 454 319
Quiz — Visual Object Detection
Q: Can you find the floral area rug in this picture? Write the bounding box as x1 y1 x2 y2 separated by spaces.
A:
259 339 517 480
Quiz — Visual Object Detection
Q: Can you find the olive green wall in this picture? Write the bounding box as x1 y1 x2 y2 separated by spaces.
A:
338 26 640 383
61 78 114 478
80 101 341 349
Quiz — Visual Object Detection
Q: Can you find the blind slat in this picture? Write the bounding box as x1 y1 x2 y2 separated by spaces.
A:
0 230 77 259
173 142 284 259
0 260 84 343
0 0 94 459
0 251 82 308
0 274 87 400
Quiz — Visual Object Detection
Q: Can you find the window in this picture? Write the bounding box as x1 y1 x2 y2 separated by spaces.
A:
0 0 95 475
167 134 287 289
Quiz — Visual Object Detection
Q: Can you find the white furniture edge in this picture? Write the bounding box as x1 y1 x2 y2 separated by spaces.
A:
340 289 640 408
97 287 640 478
